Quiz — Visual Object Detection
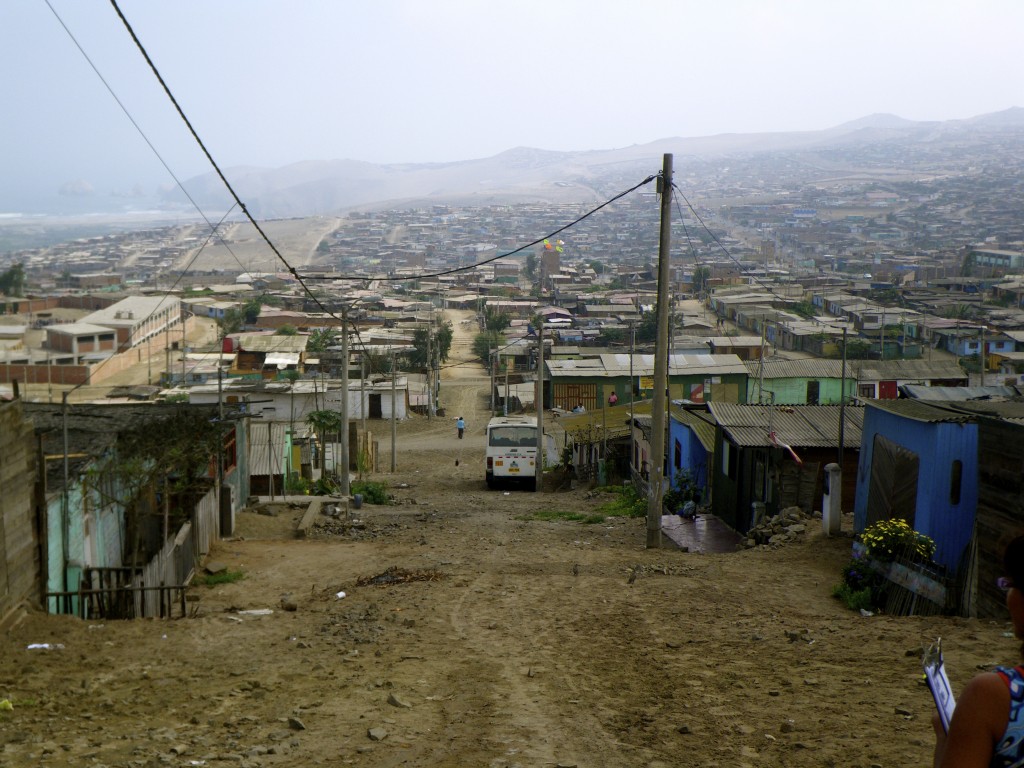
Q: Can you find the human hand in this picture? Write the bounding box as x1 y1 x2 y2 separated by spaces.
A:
932 712 947 768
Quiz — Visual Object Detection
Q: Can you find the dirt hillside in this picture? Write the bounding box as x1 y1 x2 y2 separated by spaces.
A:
0 311 1016 768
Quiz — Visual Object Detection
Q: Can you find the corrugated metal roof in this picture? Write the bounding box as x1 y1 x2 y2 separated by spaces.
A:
708 402 864 448
669 405 717 451
558 401 651 441
744 358 849 379
861 398 974 423
547 353 747 379
901 384 1024 401
238 334 309 353
936 399 1024 421
856 359 966 381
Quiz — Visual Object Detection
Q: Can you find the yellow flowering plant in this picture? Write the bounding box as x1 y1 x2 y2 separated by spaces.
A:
859 518 936 563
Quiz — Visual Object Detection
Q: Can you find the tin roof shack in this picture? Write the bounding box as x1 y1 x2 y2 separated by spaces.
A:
22 403 248 619
667 404 717 507
853 399 978 576
745 359 858 405
558 401 649 485
545 353 747 414
231 333 308 379
970 411 1024 618
709 403 864 534
855 359 967 400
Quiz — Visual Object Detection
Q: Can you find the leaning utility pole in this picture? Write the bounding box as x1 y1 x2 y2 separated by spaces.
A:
647 153 673 549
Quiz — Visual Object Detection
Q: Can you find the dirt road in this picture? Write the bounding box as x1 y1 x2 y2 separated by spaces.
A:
0 309 1016 767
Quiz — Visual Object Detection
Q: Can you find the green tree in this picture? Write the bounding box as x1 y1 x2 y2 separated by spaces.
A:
409 320 453 369
839 339 873 360
598 327 626 345
473 330 505 363
484 307 511 332
411 328 430 368
307 409 342 471
636 309 658 344
218 307 245 336
90 409 225 567
435 320 453 363
276 324 298 336
306 328 338 354
242 298 263 324
0 263 26 296
588 260 606 275
525 253 538 279
692 266 711 294
791 301 817 319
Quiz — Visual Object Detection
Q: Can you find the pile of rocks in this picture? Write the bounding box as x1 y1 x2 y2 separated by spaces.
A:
739 505 820 549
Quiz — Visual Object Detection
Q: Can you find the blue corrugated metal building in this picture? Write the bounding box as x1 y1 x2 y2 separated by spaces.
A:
854 399 978 574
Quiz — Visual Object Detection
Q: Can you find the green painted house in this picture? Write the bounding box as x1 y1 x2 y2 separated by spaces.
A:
745 358 857 405
546 353 749 412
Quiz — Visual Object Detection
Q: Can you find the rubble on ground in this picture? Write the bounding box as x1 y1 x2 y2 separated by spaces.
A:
739 506 820 549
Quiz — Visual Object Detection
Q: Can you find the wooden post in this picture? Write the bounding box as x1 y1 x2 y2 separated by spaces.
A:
647 153 673 549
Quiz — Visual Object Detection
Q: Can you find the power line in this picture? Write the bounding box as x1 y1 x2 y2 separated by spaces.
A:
299 175 659 282
62 205 238 398
672 184 796 306
45 0 253 280
108 0 334 318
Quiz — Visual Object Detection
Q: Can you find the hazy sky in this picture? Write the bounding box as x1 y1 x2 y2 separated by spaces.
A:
3 0 1023 213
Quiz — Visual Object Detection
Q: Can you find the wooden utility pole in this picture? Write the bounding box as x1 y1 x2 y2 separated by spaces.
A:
391 349 397 473
489 349 496 414
629 322 635 474
838 327 847 472
980 324 987 387
535 321 545 492
426 319 433 420
340 305 350 496
647 153 673 549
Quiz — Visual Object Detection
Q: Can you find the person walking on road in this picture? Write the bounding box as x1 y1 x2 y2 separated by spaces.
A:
456 416 465 439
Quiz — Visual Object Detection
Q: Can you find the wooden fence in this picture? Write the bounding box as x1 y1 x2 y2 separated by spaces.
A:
45 485 222 620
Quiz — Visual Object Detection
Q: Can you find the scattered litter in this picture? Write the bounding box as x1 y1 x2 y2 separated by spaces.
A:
237 609 274 616
88 625 104 631
503 492 510 496
189 761 207 766
859 609 874 617
161 634 168 640
336 591 347 600
26 643 64 650
0 699 13 711
356 566 444 587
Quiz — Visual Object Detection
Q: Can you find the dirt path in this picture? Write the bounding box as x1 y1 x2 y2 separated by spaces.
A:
1 309 1018 767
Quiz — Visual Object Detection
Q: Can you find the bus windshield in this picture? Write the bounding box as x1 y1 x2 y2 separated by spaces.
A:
488 426 537 448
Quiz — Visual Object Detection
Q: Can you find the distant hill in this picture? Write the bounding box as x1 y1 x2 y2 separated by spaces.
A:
162 108 1024 218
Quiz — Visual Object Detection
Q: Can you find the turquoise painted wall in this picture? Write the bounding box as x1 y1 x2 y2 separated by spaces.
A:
747 377 858 405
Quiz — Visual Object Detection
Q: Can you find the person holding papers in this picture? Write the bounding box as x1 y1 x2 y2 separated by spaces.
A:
933 535 1024 768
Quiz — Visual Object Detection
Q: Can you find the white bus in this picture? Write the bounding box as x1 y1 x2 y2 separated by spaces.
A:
485 415 539 491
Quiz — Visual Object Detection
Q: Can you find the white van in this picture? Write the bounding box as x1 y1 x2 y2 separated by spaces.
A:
485 415 539 491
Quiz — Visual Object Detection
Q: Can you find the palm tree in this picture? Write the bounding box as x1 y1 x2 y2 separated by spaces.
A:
306 409 342 471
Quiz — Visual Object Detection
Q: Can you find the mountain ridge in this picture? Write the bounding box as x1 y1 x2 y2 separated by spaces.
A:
160 107 1024 218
